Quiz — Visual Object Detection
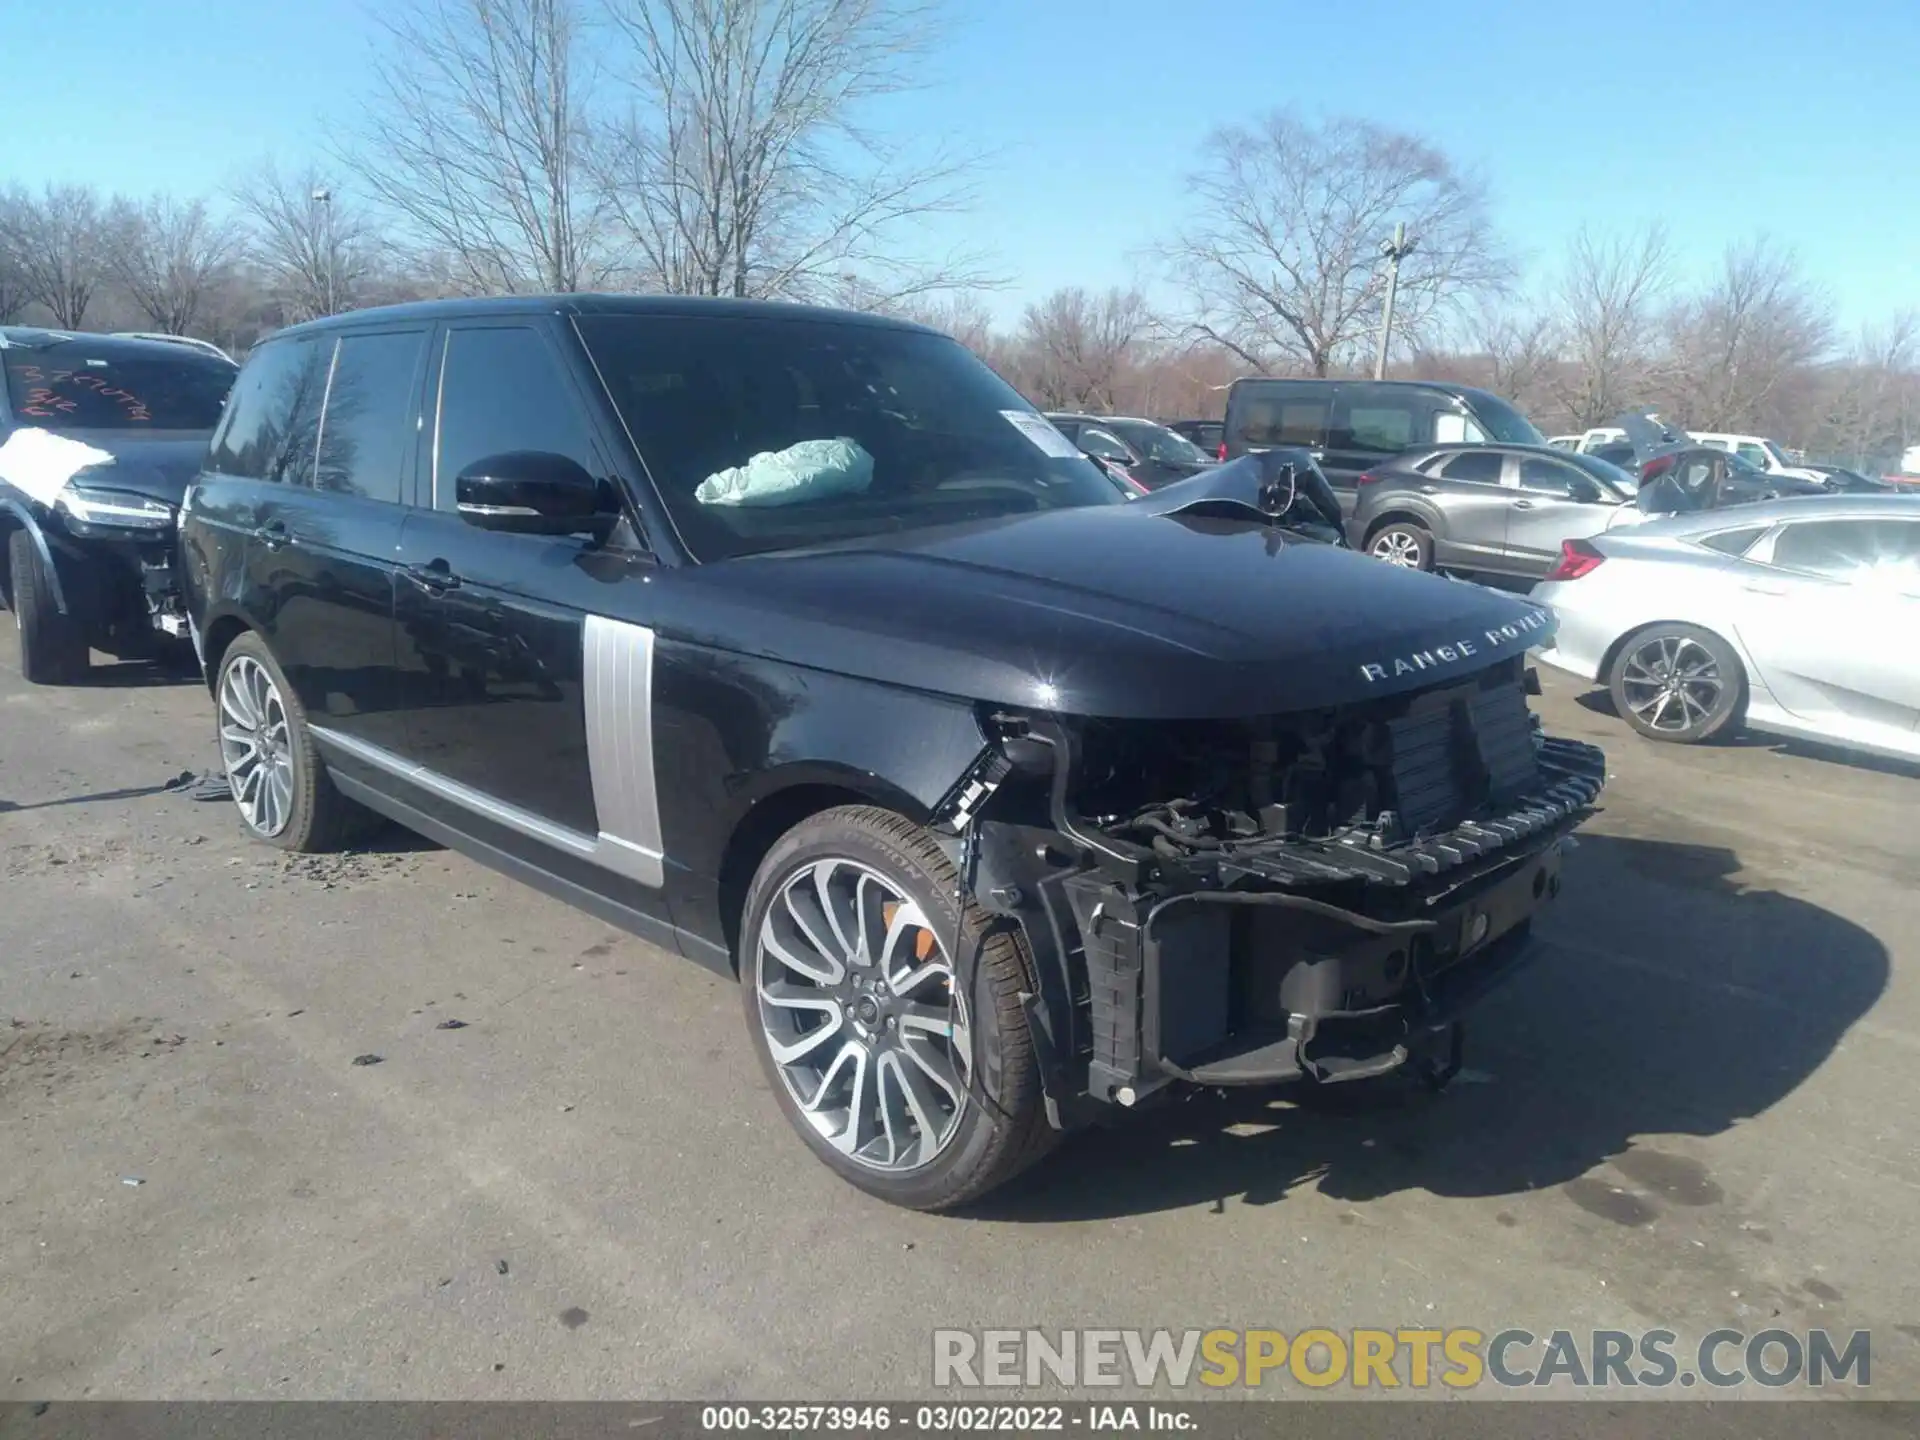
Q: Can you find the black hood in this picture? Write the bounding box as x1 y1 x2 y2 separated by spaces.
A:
666 502 1557 720
60 430 212 505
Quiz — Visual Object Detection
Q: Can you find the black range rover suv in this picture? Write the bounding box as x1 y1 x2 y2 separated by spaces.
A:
178 296 1604 1210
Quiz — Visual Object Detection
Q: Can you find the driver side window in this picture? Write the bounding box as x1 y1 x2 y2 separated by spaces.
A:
434 326 601 512
1518 456 1575 494
1079 426 1135 464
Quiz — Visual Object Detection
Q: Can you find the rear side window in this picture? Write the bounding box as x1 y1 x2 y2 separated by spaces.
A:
1436 451 1505 484
1344 405 1416 451
205 337 328 485
1769 519 1920 580
433 326 600 509
1736 442 1769 468
314 329 429 504
1698 525 1765 555
1232 386 1328 447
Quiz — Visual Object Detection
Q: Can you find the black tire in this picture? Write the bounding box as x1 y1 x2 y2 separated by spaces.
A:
1365 520 1434 571
1608 623 1744 744
739 805 1057 1211
8 528 89 684
214 630 377 851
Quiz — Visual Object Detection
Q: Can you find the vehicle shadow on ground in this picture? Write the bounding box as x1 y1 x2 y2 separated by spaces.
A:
975 832 1887 1222
1575 689 1920 778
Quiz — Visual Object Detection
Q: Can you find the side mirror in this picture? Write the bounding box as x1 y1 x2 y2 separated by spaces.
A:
455 451 613 536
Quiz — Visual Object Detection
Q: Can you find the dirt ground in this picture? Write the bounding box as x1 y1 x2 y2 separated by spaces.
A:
3 632 1917 1405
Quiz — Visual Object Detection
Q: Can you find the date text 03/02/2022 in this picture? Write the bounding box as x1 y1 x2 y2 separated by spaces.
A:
698 1405 1193 1432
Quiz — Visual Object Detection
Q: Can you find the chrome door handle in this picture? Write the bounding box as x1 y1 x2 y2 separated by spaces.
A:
1513 500 1536 509
253 519 288 549
405 560 462 593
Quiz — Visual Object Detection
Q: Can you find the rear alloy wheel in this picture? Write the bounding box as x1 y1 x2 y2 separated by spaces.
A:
1608 624 1743 744
741 806 1055 1210
215 631 376 850
8 528 89 684
1368 522 1433 571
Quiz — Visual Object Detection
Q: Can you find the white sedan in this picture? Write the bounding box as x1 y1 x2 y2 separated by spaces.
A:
1529 496 1920 760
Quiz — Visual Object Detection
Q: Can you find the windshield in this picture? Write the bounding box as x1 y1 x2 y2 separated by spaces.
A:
576 314 1122 560
3 344 235 431
1466 393 1546 446
1565 451 1639 499
1762 439 1794 466
1106 418 1208 465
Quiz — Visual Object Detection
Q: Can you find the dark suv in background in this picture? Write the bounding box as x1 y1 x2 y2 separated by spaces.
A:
1221 378 1548 517
0 328 237 682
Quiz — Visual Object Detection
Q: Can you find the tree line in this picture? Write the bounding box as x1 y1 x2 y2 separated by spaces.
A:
3 0 1913 470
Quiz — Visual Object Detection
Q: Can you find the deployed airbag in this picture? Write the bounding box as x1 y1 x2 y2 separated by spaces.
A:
694 438 874 508
0 428 114 506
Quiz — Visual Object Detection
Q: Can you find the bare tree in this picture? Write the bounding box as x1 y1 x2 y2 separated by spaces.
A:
103 194 242 335
1805 310 1918 468
1545 225 1672 429
1663 238 1834 433
1161 112 1507 376
0 184 111 328
345 0 610 294
598 0 986 302
230 161 376 321
1012 286 1154 410
0 187 31 323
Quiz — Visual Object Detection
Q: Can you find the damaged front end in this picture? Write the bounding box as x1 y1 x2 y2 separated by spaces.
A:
939 656 1606 1121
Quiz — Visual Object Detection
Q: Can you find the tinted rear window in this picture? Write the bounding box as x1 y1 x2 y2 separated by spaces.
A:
1466 393 1546 446
4 345 235 431
205 337 329 485
577 315 1120 561
1230 386 1329 447
315 330 429 504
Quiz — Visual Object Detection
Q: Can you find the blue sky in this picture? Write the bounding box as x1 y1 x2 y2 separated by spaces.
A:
3 0 1916 333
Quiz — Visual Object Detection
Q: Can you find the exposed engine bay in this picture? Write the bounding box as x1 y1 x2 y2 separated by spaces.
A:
946 656 1607 1120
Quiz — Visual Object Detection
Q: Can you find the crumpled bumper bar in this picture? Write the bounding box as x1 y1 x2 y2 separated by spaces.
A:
1213 737 1607 888
1060 735 1606 1103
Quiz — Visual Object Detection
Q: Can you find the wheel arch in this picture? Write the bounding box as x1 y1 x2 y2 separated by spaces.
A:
197 607 256 694
715 767 934 970
1361 506 1441 548
0 498 70 615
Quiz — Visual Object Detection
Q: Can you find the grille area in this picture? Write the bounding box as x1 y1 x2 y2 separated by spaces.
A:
1385 679 1541 834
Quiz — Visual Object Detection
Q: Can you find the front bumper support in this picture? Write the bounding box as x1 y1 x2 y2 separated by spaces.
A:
1054 738 1604 1107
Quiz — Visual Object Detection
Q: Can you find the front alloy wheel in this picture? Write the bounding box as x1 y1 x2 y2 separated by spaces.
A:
754 857 971 1173
219 653 296 837
740 806 1056 1210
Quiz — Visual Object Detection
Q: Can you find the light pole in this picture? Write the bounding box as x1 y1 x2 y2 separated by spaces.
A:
311 187 336 317
1373 222 1417 380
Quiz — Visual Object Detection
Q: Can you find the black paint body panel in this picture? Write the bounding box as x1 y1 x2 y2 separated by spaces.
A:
178 294 1568 982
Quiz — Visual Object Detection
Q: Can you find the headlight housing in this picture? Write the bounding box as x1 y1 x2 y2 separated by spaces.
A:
55 486 178 532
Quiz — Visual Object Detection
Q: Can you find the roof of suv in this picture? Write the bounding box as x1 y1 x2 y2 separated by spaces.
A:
1225 376 1513 408
0 326 238 364
266 293 942 341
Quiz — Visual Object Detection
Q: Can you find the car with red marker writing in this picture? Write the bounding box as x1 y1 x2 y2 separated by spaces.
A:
0 327 238 682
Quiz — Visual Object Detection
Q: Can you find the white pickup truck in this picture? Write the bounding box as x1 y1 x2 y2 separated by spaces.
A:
1550 424 1825 481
